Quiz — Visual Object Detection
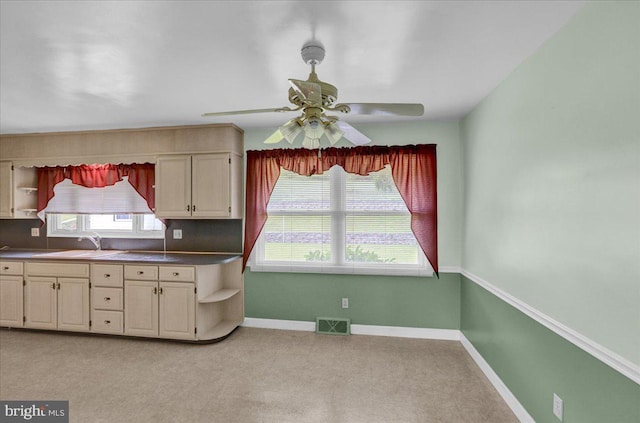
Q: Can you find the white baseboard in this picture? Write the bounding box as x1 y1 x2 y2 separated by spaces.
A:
460 333 534 423
242 318 459 340
351 324 459 340
242 317 316 332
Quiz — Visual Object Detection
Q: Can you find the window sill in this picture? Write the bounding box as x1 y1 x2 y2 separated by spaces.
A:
248 263 434 277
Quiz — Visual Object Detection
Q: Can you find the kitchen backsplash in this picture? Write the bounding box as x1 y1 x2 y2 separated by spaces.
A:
0 219 243 253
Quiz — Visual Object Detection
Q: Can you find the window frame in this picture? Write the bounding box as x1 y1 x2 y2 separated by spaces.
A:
249 166 434 277
46 213 165 239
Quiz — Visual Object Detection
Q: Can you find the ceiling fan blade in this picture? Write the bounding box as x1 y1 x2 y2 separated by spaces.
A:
202 107 294 117
339 103 424 116
289 79 322 105
336 121 372 146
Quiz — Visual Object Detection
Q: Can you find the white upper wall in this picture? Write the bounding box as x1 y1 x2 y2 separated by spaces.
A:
244 120 463 268
461 1 639 365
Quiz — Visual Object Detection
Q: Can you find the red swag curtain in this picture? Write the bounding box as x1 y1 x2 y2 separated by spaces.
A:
36 163 155 219
243 145 438 276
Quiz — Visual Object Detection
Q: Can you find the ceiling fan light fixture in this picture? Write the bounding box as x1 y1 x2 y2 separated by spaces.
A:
279 118 303 144
324 122 344 145
304 117 325 139
302 136 321 149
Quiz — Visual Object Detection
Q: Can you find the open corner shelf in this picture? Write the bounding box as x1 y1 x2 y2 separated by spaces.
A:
199 288 240 304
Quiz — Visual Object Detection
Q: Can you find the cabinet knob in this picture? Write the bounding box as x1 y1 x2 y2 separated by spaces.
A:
159 287 164 295
153 287 157 294
137 271 144 275
104 273 111 278
172 272 179 276
192 205 196 212
104 320 111 324
52 282 56 290
186 205 190 212
2 266 8 270
104 297 111 301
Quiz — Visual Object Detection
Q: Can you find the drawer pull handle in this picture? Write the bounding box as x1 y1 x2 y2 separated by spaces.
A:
153 287 157 294
2 266 8 270
172 272 179 276
137 271 144 275
104 273 111 278
52 282 56 290
104 320 111 324
159 287 164 295
186 205 190 212
104 297 111 301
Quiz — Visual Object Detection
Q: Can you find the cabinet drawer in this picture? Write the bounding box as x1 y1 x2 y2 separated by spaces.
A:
26 262 89 278
92 287 123 311
159 266 195 282
91 264 123 287
124 265 158 281
0 261 23 276
92 310 123 334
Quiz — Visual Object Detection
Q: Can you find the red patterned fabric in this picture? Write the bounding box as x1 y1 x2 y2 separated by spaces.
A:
243 145 438 276
36 163 155 219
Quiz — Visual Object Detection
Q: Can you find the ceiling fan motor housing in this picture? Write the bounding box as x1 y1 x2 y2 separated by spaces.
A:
301 41 325 65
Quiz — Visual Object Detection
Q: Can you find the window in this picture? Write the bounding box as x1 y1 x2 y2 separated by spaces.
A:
47 213 164 239
250 165 433 276
45 177 164 239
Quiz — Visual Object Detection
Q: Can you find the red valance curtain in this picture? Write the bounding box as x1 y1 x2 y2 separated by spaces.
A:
36 163 155 219
243 145 438 276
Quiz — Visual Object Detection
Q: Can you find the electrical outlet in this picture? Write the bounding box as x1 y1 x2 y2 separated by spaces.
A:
173 229 182 239
341 298 349 309
553 393 563 421
31 228 39 237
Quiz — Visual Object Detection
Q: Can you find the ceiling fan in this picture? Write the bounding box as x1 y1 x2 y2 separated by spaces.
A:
202 41 424 149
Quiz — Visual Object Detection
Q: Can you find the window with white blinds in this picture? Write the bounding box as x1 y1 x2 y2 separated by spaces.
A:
251 165 433 276
46 178 164 238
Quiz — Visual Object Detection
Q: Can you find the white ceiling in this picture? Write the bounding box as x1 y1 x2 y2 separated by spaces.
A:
0 0 585 135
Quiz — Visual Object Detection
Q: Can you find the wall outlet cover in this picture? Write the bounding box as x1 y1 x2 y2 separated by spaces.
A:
341 298 349 309
31 228 39 237
553 393 563 421
173 229 182 239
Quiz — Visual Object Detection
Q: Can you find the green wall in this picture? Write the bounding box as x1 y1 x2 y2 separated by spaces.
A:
246 270 460 329
243 120 464 330
461 1 639 365
461 277 640 423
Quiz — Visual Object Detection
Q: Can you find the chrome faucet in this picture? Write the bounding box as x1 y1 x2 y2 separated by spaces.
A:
78 232 102 250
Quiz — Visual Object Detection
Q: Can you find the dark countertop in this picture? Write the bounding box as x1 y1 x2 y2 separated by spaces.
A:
0 249 242 265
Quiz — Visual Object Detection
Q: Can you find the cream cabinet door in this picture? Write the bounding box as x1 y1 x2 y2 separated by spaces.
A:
124 280 159 337
159 281 195 340
25 277 57 330
57 278 90 332
191 154 230 217
0 161 12 218
155 155 192 218
0 275 23 327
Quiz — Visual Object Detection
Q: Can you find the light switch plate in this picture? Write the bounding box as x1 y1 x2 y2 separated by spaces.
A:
173 229 182 239
31 228 39 237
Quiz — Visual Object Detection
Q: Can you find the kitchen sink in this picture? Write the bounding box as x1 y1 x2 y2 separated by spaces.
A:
34 250 127 259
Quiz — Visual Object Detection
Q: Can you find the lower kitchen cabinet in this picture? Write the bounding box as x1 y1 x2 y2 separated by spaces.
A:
0 256 244 342
124 266 196 340
0 275 23 327
25 276 90 332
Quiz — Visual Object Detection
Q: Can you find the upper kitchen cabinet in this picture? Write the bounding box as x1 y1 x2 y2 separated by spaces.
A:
155 153 243 219
0 161 12 217
0 162 38 219
0 123 244 220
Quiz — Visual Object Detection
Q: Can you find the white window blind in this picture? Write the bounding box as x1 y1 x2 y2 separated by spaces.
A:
44 177 151 214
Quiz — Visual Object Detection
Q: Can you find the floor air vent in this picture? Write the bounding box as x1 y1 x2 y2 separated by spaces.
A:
316 317 351 335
